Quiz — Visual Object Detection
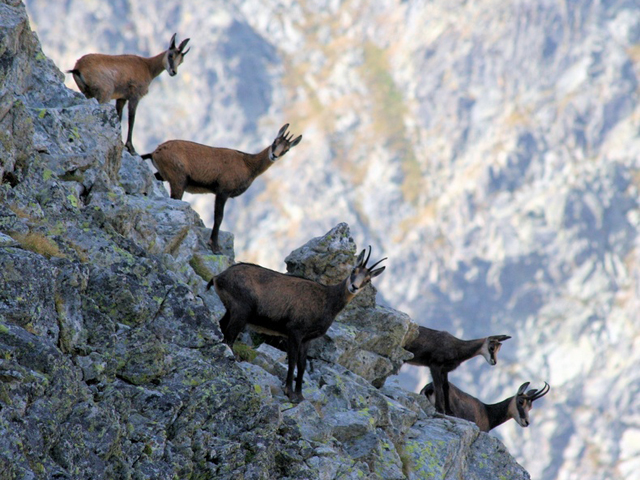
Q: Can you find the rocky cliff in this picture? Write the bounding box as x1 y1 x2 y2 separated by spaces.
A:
0 1 531 479
20 0 640 478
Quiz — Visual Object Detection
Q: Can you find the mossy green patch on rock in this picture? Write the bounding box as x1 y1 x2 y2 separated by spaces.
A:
233 342 258 363
66 194 78 208
9 231 65 259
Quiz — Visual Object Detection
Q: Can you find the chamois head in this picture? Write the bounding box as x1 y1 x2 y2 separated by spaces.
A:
511 382 550 427
480 335 511 365
269 124 302 161
347 246 387 295
163 33 191 76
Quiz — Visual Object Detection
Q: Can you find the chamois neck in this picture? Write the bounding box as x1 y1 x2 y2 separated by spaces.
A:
457 337 485 361
243 147 274 176
485 396 514 430
326 278 353 316
145 51 167 79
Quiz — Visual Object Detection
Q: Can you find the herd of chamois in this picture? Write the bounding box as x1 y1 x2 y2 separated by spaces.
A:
68 33 549 433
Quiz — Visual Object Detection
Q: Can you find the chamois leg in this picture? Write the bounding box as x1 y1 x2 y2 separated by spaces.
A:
168 176 187 200
284 336 303 403
441 372 453 415
218 310 230 337
430 367 451 415
124 97 139 155
294 341 309 400
208 194 228 254
115 99 126 122
221 308 249 349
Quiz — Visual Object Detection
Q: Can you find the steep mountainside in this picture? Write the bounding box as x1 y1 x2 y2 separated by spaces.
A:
21 0 640 479
0 1 532 479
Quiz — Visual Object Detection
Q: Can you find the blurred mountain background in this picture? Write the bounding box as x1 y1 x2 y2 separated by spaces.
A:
23 0 640 478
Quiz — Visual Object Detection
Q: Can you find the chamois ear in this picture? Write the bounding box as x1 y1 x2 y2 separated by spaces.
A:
169 33 177 50
370 266 386 278
277 123 290 138
178 38 190 54
355 248 367 267
517 382 530 396
490 335 511 342
290 135 302 147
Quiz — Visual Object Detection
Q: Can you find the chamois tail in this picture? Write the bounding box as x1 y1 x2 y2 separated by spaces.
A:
141 153 164 180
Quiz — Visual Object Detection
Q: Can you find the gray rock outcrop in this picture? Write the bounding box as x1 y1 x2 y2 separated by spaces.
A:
0 2 531 479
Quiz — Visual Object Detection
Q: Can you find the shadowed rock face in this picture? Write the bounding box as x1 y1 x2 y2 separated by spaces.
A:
0 2 533 479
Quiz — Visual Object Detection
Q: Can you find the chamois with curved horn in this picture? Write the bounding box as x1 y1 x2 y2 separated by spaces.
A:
207 246 386 402
68 33 190 154
405 326 511 414
421 380 550 432
143 124 302 253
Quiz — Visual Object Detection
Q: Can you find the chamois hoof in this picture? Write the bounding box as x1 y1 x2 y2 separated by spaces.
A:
125 143 137 156
207 239 222 255
284 387 305 404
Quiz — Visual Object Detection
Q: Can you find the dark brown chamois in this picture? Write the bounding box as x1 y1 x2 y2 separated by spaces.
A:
405 326 510 414
68 33 190 154
207 247 386 402
421 380 550 432
142 124 302 253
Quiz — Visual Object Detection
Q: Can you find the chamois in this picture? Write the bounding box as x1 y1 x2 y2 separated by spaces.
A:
142 124 302 253
405 326 511 414
421 380 550 432
206 246 386 402
68 33 190 154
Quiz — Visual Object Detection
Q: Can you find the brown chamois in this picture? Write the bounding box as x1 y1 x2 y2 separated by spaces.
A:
68 33 190 154
142 124 302 253
421 380 550 432
206 246 386 402
404 326 511 415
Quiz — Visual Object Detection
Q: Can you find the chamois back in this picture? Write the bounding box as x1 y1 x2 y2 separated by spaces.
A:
69 33 190 154
149 141 258 197
422 380 550 432
214 263 333 328
405 326 510 414
145 124 302 253
208 246 386 402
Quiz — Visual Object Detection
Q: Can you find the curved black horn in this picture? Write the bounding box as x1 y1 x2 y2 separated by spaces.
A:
363 245 372 267
368 257 387 271
530 382 550 401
